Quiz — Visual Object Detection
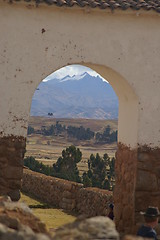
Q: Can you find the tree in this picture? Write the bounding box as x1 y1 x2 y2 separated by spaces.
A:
82 153 108 189
82 172 92 187
67 125 94 140
82 153 115 190
27 126 34 135
48 112 53 116
52 145 82 183
24 156 54 176
95 125 117 143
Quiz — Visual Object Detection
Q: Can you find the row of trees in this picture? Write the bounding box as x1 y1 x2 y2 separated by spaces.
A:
82 153 115 190
24 145 115 191
67 126 94 140
27 122 117 143
95 125 117 143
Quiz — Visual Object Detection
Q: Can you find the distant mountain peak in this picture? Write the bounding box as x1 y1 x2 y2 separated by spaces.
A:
31 72 118 119
59 72 93 82
81 72 90 77
61 75 72 81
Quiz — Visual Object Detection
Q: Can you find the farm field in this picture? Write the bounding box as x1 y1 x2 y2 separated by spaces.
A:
25 117 118 175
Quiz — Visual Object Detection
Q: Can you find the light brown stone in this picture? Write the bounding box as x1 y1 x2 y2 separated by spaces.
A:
52 216 119 240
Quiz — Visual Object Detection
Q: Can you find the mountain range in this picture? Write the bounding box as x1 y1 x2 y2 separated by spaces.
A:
30 72 118 119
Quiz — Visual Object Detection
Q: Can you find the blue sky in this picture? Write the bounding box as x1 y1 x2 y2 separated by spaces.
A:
44 64 106 81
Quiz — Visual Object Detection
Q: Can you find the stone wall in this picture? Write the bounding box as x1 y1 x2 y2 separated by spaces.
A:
135 145 160 230
0 136 26 201
114 143 137 234
22 169 113 217
114 143 160 235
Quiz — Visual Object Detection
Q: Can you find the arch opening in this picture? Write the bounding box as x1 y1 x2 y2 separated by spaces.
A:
26 64 119 190
24 63 139 232
29 63 138 148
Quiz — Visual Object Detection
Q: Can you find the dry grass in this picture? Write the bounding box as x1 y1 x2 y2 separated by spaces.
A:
28 116 118 132
26 117 118 175
20 192 77 232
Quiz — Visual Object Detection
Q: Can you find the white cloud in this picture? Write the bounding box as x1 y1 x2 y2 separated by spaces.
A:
43 64 107 82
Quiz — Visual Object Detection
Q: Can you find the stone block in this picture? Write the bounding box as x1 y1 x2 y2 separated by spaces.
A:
8 179 22 189
138 152 150 162
62 197 73 204
52 216 119 240
59 202 67 209
136 169 158 191
4 166 23 179
62 191 72 198
122 206 133 222
8 189 21 201
63 183 73 191
0 146 8 157
0 157 8 168
0 177 7 186
114 203 122 222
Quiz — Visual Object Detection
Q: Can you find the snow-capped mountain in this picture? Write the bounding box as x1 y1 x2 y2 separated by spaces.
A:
30 72 118 119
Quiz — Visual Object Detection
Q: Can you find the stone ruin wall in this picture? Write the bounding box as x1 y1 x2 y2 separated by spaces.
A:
114 143 160 234
22 169 113 217
0 136 26 201
114 143 138 234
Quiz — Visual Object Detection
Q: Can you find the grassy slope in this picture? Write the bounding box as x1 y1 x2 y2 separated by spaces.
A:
20 192 77 232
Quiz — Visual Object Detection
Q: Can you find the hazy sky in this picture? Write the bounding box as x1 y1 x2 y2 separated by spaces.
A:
44 64 105 81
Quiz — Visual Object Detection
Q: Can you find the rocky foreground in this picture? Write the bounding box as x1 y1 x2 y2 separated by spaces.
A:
0 195 144 240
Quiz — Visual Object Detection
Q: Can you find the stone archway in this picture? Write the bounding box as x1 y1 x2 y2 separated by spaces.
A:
0 2 160 234
27 62 139 234
85 63 139 233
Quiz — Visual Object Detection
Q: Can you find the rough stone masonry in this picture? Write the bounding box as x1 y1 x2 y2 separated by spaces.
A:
0 136 26 201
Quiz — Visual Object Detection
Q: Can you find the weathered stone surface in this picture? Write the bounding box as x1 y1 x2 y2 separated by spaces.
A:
114 143 137 234
7 190 21 202
0 197 48 234
0 157 8 168
22 169 113 217
114 143 160 235
0 197 51 240
0 136 26 201
136 169 158 191
0 223 51 240
135 145 160 233
0 197 149 240
62 191 72 198
2 135 160 236
52 216 119 240
76 187 113 217
122 206 133 222
3 166 23 179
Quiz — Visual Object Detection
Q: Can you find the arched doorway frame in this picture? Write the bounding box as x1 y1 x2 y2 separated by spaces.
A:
29 62 139 148
28 62 139 233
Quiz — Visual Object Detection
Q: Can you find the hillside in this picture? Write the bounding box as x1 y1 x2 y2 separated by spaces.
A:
30 72 118 119
26 117 118 176
28 116 118 132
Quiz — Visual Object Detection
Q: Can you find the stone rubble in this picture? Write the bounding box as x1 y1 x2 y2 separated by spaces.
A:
52 216 119 240
0 195 150 240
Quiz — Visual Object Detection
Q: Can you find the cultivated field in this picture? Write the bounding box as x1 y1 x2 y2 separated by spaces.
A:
25 117 118 175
